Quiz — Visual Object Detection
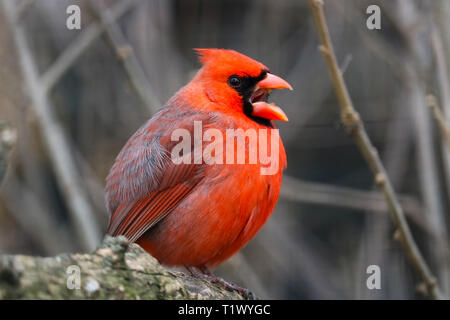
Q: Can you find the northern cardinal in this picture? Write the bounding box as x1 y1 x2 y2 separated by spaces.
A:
105 48 292 294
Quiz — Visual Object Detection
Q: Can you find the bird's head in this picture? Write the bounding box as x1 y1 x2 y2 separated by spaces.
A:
192 48 292 125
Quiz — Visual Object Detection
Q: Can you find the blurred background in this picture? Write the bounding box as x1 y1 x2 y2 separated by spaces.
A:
1 0 450 299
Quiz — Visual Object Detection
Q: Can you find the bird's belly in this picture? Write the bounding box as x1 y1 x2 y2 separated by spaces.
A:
136 164 282 267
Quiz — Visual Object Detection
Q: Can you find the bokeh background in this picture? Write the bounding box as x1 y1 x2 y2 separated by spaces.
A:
1 0 450 299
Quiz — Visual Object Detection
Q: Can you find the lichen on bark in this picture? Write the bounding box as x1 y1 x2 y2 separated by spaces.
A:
0 236 252 300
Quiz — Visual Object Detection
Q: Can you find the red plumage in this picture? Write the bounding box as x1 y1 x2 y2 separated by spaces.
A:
105 49 291 268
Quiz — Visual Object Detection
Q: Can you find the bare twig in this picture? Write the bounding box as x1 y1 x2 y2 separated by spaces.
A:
308 0 444 299
40 0 139 93
281 176 429 233
2 0 101 251
427 94 450 150
1 174 75 255
431 27 450 191
74 149 109 219
387 0 449 293
0 122 16 185
88 0 161 114
255 216 342 299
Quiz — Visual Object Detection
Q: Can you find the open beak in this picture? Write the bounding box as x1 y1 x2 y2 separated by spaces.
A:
250 73 293 122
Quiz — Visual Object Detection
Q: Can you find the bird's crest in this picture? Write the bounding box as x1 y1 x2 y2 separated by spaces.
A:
194 48 268 78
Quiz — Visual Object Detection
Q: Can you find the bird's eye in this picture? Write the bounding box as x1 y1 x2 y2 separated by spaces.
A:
228 76 241 88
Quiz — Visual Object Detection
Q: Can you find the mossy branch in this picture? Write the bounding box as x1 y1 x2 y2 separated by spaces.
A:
0 236 253 300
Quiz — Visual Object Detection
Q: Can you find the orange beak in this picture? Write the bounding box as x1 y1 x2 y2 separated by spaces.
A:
257 73 293 91
250 73 292 122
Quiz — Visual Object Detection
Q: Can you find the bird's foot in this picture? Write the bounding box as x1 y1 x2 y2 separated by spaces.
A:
186 266 257 300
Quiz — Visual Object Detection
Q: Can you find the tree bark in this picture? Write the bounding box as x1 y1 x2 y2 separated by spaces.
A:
0 236 252 300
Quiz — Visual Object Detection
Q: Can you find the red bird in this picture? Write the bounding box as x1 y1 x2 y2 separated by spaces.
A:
105 49 292 293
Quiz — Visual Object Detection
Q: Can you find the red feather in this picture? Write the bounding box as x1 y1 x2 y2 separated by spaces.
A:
105 49 288 267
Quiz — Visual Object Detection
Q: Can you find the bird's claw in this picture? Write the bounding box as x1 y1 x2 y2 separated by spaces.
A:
186 266 258 300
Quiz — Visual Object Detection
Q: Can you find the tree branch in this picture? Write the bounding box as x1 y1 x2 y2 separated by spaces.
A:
40 0 139 93
88 0 161 114
0 236 253 300
2 0 101 251
281 176 431 234
308 0 444 299
427 94 450 150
